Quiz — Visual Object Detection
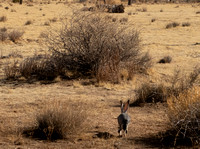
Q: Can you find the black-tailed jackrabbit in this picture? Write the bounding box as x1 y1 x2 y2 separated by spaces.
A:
118 100 130 137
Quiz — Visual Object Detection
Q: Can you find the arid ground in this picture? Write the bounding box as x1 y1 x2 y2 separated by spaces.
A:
0 0 200 148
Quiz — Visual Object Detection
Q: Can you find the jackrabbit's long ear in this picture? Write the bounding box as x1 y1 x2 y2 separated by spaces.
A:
123 100 130 113
120 100 124 113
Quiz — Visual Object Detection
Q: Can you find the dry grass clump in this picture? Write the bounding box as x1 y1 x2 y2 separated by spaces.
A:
131 83 168 106
0 16 7 22
166 22 180 29
23 102 87 141
19 54 60 81
167 87 200 146
8 30 24 42
182 22 191 27
46 13 151 83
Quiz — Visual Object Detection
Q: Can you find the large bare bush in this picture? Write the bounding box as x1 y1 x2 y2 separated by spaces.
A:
46 13 151 82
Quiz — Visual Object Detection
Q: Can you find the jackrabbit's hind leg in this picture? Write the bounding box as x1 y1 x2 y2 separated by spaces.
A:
118 125 123 136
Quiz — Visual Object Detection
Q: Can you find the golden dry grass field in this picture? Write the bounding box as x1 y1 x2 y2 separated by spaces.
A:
0 0 200 148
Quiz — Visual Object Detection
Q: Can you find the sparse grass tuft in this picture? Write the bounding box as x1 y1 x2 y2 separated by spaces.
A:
119 17 128 23
0 30 8 41
151 18 156 22
25 20 33 25
128 12 132 15
182 22 191 27
136 7 147 12
0 16 7 22
44 21 50 26
23 102 87 141
142 7 147 12
8 30 24 42
50 17 57 22
196 11 200 14
4 61 20 80
166 22 180 29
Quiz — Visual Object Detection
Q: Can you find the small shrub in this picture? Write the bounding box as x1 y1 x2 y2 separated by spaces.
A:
4 61 20 80
25 20 33 25
131 83 168 106
167 87 200 146
151 18 156 22
0 27 7 32
166 22 179 29
119 17 128 23
128 12 132 15
160 9 163 12
19 54 60 81
112 18 117 22
158 56 172 63
182 22 191 27
8 30 24 42
0 16 7 22
23 102 87 140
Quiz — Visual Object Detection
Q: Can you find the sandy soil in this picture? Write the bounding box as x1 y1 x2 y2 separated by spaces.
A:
0 1 200 148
